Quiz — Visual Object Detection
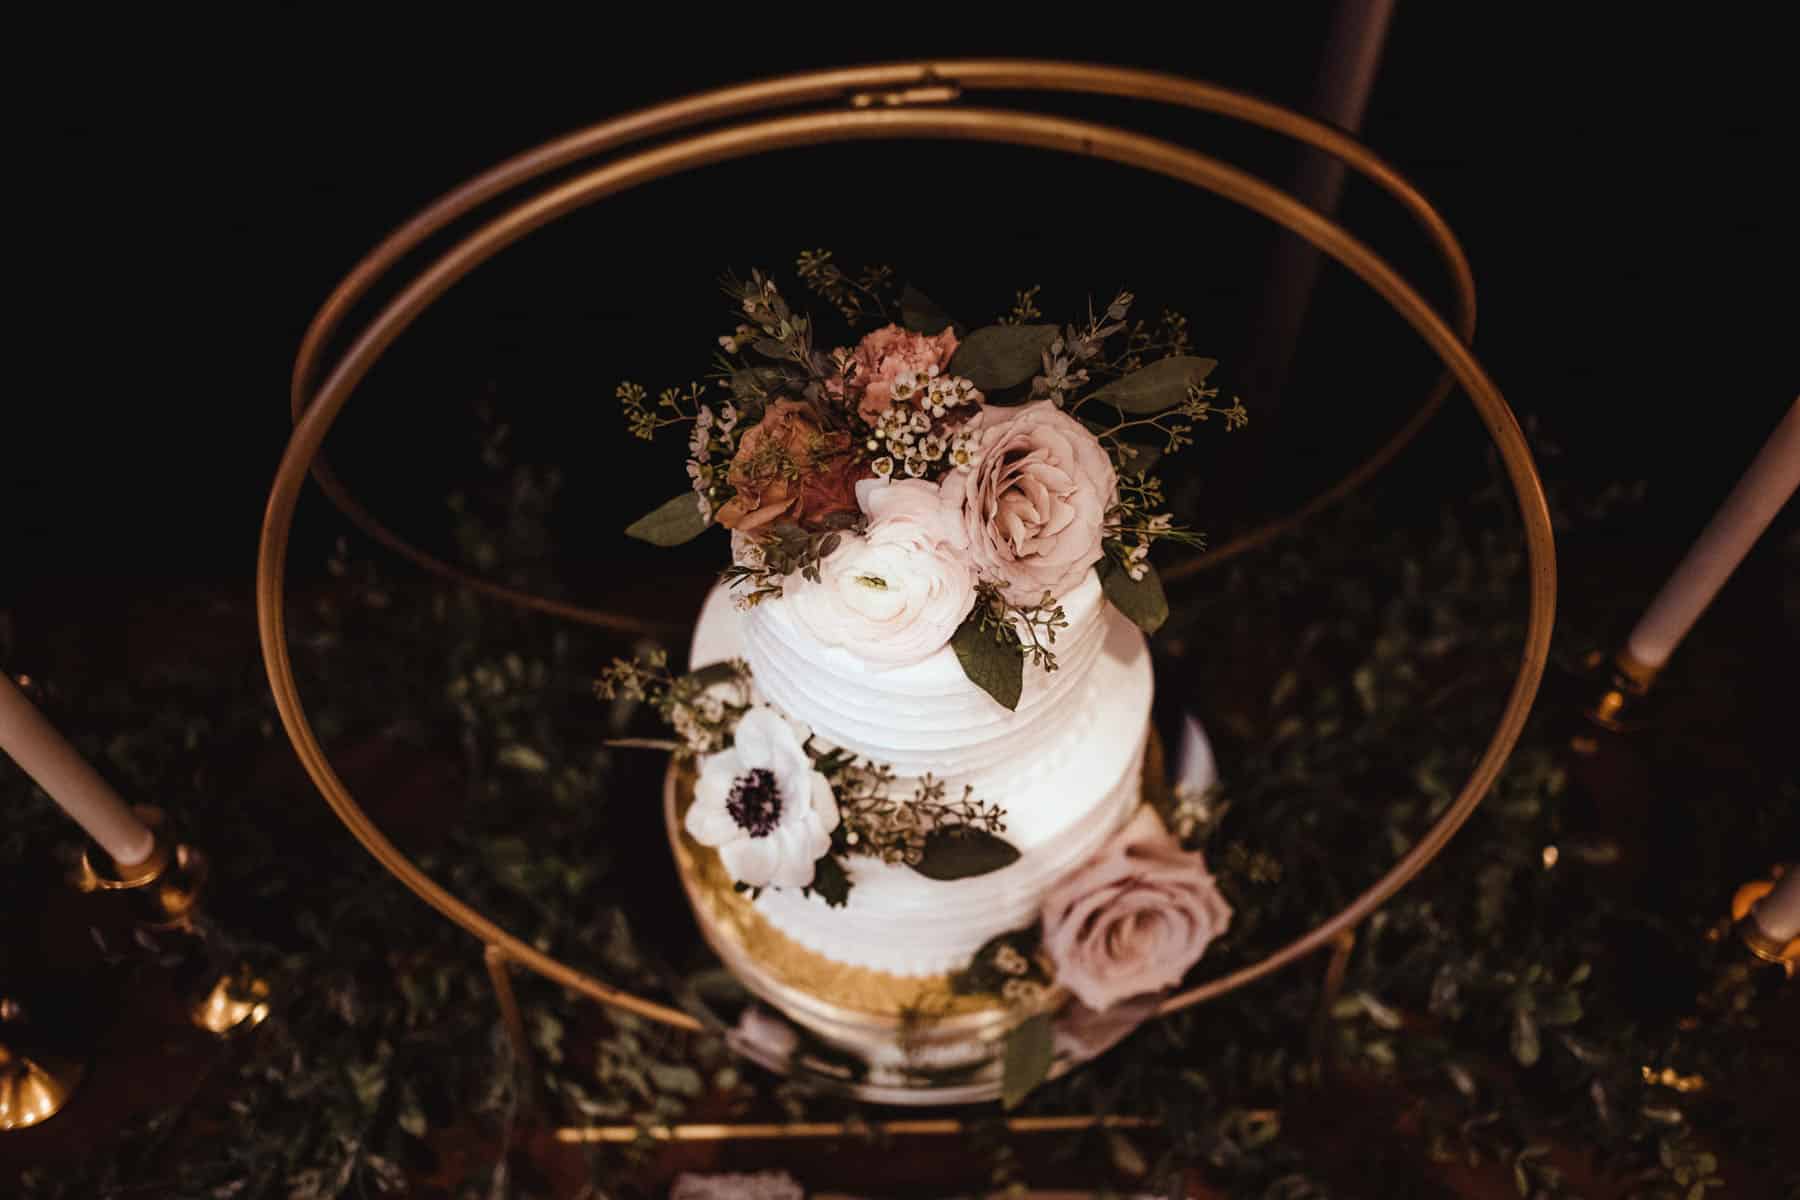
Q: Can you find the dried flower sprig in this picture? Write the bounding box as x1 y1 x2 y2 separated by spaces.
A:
593 650 752 757
1031 291 1134 408
796 248 897 328
1106 472 1206 581
719 518 862 606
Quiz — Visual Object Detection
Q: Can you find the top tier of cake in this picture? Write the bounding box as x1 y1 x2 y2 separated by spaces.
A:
737 571 1113 788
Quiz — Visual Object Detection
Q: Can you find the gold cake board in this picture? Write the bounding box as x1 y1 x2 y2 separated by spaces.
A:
663 731 1167 1106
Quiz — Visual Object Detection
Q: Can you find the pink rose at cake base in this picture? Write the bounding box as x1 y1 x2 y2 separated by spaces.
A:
601 264 1248 1101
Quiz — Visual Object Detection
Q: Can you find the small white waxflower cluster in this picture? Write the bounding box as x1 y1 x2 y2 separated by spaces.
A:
1120 512 1174 581
993 943 1031 977
668 690 730 753
863 371 982 480
685 403 741 523
717 324 757 353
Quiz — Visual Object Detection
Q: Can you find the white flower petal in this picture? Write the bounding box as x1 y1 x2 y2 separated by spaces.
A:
809 772 840 834
720 837 780 889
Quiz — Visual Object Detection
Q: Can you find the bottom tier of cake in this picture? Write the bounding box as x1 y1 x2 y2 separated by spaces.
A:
663 734 1169 1103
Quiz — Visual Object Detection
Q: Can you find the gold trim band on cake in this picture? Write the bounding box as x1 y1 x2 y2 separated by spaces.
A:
257 73 1556 1041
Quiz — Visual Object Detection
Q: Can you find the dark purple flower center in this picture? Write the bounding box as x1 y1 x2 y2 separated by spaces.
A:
727 768 783 838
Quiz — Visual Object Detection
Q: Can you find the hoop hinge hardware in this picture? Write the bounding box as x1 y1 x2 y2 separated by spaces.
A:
847 82 961 110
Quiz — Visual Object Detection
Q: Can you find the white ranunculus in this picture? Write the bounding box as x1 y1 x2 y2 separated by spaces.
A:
685 707 840 890
787 478 975 668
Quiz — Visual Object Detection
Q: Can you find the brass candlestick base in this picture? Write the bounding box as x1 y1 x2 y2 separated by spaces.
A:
1731 872 1800 979
70 805 208 931
0 999 84 1132
1576 648 1661 742
69 806 274 1034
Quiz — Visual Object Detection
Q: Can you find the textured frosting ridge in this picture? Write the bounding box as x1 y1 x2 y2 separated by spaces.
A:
689 573 1154 977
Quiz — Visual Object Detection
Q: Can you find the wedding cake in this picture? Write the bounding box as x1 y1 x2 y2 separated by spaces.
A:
602 263 1243 1097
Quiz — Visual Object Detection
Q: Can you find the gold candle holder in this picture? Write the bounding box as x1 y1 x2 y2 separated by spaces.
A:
0 998 85 1132
1731 872 1800 979
1576 647 1661 741
70 805 272 1034
70 804 207 931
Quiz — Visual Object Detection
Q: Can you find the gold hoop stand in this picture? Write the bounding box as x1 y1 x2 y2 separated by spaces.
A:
260 60 1554 1134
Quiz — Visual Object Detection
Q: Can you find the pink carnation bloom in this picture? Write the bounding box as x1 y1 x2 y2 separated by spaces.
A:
834 324 960 423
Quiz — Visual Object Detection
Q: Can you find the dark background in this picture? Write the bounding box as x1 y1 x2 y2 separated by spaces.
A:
11 11 1797 606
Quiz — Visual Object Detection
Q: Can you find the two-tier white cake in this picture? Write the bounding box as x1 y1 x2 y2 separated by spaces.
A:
624 282 1237 1099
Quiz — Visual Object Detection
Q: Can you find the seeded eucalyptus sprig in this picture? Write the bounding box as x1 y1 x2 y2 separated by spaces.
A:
718 516 863 606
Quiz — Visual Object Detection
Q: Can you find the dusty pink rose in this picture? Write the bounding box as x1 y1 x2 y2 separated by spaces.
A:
834 323 960 423
1041 806 1232 1013
940 401 1116 604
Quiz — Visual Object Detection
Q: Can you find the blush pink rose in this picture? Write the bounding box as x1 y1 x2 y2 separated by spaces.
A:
1040 806 1232 1013
835 324 960 423
940 401 1116 604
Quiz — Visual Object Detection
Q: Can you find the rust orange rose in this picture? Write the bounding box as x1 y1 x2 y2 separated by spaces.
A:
716 400 859 533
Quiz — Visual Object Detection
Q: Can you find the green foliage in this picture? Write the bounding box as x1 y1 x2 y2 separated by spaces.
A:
1099 558 1169 634
623 491 710 546
910 827 1022 881
947 323 1061 392
951 607 1025 711
1089 354 1218 414
1001 1012 1055 1110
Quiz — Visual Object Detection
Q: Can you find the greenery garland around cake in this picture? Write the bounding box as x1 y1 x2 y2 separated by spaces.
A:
596 256 1245 1099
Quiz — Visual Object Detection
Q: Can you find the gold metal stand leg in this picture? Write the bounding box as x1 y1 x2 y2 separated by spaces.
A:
485 945 536 1108
0 999 85 1132
1310 928 1358 1070
554 1113 1163 1144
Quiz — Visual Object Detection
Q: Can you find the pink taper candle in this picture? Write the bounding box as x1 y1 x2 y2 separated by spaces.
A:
1625 398 1800 671
0 672 156 866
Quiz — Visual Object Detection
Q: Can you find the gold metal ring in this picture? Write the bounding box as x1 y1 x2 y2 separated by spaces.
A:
261 94 1553 1033
289 61 1477 616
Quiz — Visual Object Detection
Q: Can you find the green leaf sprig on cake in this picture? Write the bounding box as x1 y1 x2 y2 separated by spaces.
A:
613 253 1245 710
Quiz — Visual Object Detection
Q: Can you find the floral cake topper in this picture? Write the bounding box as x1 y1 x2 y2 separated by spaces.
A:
617 252 1246 707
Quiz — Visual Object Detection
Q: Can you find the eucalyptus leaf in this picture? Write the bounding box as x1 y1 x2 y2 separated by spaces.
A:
624 492 710 546
910 827 1021 881
946 324 1059 391
680 660 742 690
900 284 956 335
951 613 1024 710
805 853 852 907
1090 355 1218 415
1100 560 1169 634
1001 1011 1054 1110
1511 1007 1542 1067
